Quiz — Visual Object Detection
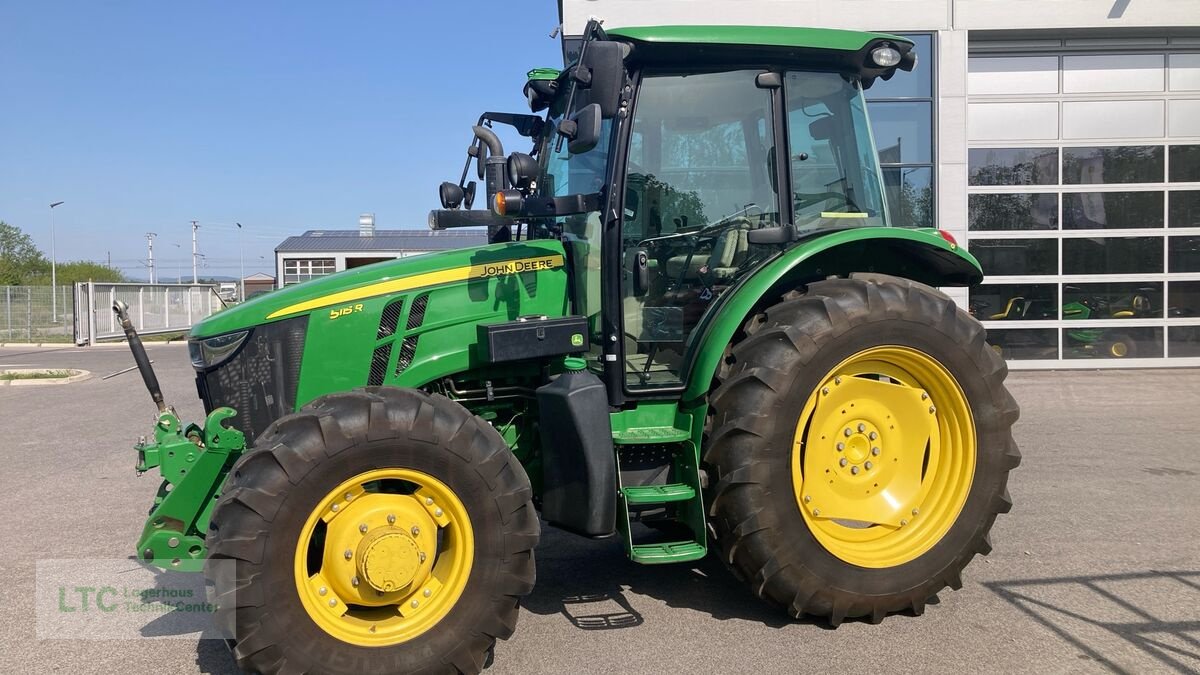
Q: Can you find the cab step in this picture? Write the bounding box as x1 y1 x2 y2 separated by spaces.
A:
622 483 696 504
630 541 707 564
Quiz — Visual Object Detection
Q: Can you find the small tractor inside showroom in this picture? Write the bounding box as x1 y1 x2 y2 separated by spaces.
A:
120 22 1020 674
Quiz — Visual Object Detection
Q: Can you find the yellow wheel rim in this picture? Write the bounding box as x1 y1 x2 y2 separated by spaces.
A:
294 468 474 646
791 346 976 568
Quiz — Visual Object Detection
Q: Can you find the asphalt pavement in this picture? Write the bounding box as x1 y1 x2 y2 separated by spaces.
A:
1 344 1197 674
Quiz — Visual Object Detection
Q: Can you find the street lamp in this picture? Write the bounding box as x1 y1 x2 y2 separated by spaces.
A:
236 222 245 302
49 201 64 322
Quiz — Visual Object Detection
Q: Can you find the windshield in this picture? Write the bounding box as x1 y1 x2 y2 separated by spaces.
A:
785 72 889 230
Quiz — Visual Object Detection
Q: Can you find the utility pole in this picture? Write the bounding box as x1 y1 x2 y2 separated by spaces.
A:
191 220 200 284
237 222 245 302
146 232 157 284
49 201 65 322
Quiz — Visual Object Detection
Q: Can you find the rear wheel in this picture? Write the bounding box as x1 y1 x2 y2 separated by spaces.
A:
206 388 538 674
705 274 1020 625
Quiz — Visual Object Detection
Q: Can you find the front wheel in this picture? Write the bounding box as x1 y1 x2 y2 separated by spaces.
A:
705 274 1020 625
206 388 538 674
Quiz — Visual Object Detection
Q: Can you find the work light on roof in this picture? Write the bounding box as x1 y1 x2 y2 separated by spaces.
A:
871 45 902 68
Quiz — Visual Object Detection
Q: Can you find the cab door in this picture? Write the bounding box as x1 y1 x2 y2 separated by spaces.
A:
617 69 783 392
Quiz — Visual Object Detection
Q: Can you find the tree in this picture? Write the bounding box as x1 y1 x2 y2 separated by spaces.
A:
0 221 49 285
24 260 125 285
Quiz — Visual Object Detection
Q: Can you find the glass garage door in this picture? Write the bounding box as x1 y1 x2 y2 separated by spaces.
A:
966 43 1200 367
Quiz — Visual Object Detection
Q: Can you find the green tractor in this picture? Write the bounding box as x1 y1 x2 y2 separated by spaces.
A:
119 22 1020 674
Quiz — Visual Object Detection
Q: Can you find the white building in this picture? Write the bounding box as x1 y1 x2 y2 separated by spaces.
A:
274 214 486 287
559 0 1200 367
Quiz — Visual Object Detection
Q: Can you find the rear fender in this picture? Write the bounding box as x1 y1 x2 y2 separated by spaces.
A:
682 227 982 402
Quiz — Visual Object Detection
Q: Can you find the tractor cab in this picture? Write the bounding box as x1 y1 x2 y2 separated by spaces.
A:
430 22 930 401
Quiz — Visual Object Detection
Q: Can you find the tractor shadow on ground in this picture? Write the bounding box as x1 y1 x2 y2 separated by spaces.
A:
523 525 819 630
984 570 1200 673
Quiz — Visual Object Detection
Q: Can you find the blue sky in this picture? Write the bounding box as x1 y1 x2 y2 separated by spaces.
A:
0 2 564 278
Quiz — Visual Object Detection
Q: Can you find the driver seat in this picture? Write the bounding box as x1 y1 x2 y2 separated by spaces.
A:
664 221 751 282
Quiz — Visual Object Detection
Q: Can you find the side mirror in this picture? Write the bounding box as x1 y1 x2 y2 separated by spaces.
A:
809 115 835 141
507 152 538 191
747 224 796 245
463 181 476 209
439 182 464 209
578 41 624 118
563 103 602 155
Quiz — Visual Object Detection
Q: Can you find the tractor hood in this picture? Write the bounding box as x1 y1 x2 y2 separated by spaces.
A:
189 239 569 338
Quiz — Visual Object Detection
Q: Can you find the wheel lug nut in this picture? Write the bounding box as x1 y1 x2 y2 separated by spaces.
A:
840 458 848 467
851 466 859 475
424 497 434 506
813 508 821 516
434 508 444 518
351 576 360 587
331 503 340 512
836 442 845 451
329 598 337 607
821 387 829 395
834 377 842 385
419 552 426 563
423 589 432 598
921 392 928 400
869 431 877 440
844 428 852 437
411 600 419 609
872 447 880 456
900 519 908 526
359 524 368 533
912 508 919 515
865 461 873 470
344 549 353 560
411 526 420 537
387 514 396 524
319 586 327 596
804 495 811 503
345 492 353 501
929 405 936 414
857 423 866 432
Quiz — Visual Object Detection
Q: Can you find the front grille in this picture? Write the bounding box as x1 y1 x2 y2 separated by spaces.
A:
378 299 404 339
407 294 428 330
368 344 392 386
195 316 307 444
395 335 419 375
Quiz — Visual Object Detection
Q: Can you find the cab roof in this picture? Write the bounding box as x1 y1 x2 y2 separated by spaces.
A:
605 25 912 52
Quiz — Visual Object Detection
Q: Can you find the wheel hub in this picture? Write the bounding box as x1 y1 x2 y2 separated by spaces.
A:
359 528 423 592
317 492 439 607
842 421 877 465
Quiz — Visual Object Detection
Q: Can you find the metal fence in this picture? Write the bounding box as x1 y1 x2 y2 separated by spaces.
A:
1 286 75 342
73 282 225 346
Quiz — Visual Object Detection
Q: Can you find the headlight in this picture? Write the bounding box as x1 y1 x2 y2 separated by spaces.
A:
871 45 902 68
189 330 249 368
